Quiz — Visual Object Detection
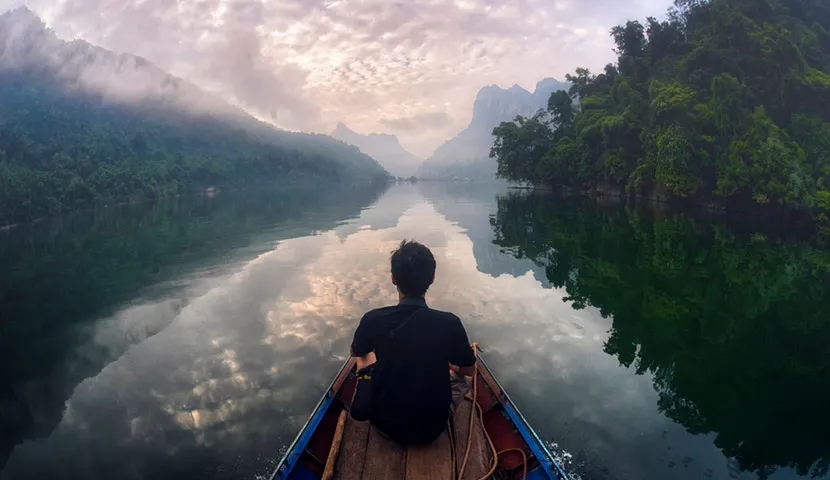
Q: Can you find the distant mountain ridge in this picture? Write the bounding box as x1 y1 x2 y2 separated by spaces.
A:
0 7 388 221
0 7 247 122
330 123 422 177
417 78 569 180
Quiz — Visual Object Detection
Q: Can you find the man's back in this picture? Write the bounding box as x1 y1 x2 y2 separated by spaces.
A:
351 297 474 444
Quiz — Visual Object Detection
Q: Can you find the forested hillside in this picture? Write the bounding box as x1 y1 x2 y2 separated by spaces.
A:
491 0 830 217
0 9 388 223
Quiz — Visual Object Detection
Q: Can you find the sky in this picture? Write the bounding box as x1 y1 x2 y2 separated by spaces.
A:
1 0 674 157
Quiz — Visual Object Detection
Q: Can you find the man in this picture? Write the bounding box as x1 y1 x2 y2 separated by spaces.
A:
349 240 476 445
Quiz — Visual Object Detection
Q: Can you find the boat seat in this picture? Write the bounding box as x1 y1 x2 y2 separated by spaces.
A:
333 398 492 480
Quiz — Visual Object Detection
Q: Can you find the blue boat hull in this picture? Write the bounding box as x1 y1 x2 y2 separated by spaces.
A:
271 354 568 480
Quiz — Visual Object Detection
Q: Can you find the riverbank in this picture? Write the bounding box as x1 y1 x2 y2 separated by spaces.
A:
511 182 823 238
0 177 392 231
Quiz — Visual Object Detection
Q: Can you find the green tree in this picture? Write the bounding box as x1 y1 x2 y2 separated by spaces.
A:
489 0 830 227
548 90 576 137
491 113 554 183
717 108 809 205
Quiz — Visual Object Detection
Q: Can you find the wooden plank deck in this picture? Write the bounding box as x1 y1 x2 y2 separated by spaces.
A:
333 398 490 480
334 416 372 480
404 431 453 479
361 424 407 480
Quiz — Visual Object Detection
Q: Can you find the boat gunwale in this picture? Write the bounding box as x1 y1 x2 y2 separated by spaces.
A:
271 354 570 480
476 355 570 480
270 358 355 480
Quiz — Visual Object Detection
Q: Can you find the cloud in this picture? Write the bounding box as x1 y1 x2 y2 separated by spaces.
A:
5 0 674 152
196 16 323 129
380 111 452 131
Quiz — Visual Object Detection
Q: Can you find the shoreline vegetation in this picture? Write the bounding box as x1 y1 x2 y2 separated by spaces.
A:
513 183 821 239
0 180 390 232
0 185 221 231
490 0 830 232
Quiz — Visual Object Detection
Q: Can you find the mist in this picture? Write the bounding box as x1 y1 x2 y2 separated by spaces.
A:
0 0 673 157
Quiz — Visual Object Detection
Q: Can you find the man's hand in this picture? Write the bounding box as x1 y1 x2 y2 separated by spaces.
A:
355 351 377 371
450 362 475 377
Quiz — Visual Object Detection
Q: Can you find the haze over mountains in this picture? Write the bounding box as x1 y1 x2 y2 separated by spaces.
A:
417 78 570 180
0 3 574 221
332 78 570 181
0 7 239 119
0 7 388 221
330 123 422 178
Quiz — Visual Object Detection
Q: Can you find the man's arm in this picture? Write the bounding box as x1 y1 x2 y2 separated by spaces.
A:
351 314 377 371
448 315 476 376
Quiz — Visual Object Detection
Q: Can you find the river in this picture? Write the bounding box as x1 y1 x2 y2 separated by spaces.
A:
1 182 828 480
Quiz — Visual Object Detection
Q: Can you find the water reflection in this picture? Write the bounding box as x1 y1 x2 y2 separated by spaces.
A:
489 191 830 479
0 183 388 478
416 182 550 286
3 184 827 480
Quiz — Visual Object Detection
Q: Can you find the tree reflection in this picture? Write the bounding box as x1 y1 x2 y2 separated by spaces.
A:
490 192 830 478
0 183 387 473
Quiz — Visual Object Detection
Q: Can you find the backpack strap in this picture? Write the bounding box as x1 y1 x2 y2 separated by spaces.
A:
386 307 422 340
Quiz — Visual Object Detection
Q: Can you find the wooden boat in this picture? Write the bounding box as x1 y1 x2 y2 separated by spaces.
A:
270 352 570 480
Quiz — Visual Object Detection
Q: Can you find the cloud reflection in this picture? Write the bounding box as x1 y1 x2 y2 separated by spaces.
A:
3 187 739 480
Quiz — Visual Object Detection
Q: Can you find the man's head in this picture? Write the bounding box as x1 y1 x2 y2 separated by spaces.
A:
390 240 436 298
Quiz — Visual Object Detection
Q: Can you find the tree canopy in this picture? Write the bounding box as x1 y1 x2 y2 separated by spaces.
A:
491 0 830 220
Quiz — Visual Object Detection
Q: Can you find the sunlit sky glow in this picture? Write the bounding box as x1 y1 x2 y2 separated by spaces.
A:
1 0 673 156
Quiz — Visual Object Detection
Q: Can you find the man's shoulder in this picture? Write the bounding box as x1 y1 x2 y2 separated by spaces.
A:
361 304 462 324
361 305 400 321
424 307 462 324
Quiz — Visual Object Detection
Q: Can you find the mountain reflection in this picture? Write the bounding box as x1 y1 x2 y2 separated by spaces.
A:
489 191 830 478
5 183 828 480
0 183 388 475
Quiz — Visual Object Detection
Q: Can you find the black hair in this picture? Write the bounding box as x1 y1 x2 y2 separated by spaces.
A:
390 240 436 298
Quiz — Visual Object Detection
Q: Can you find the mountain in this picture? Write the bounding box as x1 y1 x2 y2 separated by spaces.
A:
416 78 569 180
0 8 389 222
490 0 830 214
330 123 422 177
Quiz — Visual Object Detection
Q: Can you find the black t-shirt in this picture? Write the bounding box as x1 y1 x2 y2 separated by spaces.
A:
351 297 475 444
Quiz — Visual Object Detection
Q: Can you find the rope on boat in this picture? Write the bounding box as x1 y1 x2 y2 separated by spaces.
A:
458 343 527 480
457 342 478 480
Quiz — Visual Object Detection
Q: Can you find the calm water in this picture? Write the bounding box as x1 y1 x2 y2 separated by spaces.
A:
1 182 828 480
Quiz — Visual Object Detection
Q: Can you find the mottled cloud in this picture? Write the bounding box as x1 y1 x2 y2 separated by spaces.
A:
380 111 452 130
1 0 673 155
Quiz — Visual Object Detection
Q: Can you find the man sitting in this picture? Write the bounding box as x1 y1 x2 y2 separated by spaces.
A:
349 240 476 445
